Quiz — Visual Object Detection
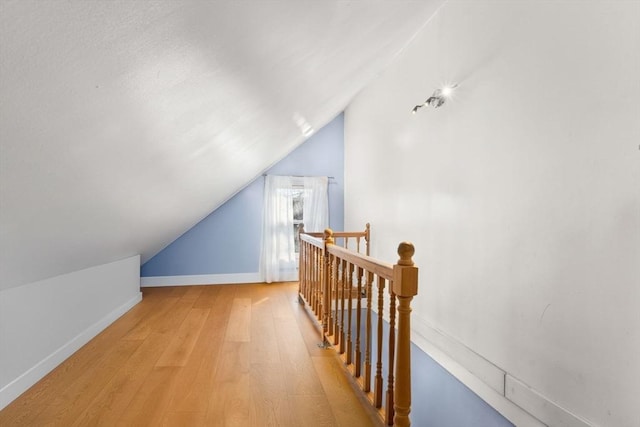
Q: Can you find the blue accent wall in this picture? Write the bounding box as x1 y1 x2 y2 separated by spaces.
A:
141 113 345 277
411 342 513 427
349 309 513 427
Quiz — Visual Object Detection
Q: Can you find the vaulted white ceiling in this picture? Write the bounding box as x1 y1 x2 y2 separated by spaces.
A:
0 0 444 290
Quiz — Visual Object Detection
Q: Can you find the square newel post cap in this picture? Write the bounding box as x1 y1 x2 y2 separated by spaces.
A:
392 242 418 297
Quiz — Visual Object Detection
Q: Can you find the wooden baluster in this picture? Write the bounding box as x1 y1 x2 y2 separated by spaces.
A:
323 229 334 340
316 245 322 317
327 252 332 341
355 266 363 377
322 233 332 335
374 277 385 408
305 242 309 301
306 231 310 302
304 246 314 304
318 246 323 315
304 242 309 302
393 243 418 427
305 242 315 308
315 246 321 317
333 253 340 344
356 236 361 254
364 271 374 393
300 241 304 298
326 253 334 337
339 258 347 354
313 246 317 313
386 288 397 425
307 245 312 309
346 262 354 365
299 241 304 299
365 223 371 256
305 247 315 304
299 225 304 298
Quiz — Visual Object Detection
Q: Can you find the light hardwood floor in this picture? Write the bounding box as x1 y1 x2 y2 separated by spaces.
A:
0 283 378 427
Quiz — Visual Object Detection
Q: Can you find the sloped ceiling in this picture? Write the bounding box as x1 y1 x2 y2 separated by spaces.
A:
0 0 444 291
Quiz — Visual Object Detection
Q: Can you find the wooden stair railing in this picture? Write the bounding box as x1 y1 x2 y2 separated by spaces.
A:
299 222 370 255
298 226 418 427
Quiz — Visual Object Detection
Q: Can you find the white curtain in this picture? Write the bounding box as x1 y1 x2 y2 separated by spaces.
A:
261 175 297 283
302 176 329 233
261 175 329 283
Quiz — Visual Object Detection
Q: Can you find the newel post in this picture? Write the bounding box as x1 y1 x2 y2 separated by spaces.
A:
392 242 418 427
298 224 305 298
322 228 334 335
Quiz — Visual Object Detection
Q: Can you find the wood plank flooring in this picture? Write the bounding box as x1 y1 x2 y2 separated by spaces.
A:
0 282 378 427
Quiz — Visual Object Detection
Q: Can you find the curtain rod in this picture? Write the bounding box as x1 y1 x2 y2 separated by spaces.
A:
262 174 335 180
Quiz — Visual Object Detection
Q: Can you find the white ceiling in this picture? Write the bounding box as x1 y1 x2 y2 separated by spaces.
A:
0 0 444 291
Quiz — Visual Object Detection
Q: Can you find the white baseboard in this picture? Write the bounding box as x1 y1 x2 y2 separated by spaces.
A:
411 315 593 427
0 292 142 410
140 272 262 287
506 375 593 427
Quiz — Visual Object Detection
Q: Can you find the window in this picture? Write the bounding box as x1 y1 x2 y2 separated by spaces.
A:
261 175 328 283
292 186 305 254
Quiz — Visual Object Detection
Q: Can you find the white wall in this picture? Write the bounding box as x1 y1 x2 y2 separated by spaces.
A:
345 1 639 426
0 255 142 409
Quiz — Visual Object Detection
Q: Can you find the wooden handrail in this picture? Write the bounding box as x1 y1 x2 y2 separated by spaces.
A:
304 231 367 238
298 226 418 426
300 232 323 246
301 231 390 277
326 244 393 281
299 223 370 255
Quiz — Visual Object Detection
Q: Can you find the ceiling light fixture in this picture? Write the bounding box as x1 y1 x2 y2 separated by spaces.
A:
411 83 458 114
293 112 314 138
